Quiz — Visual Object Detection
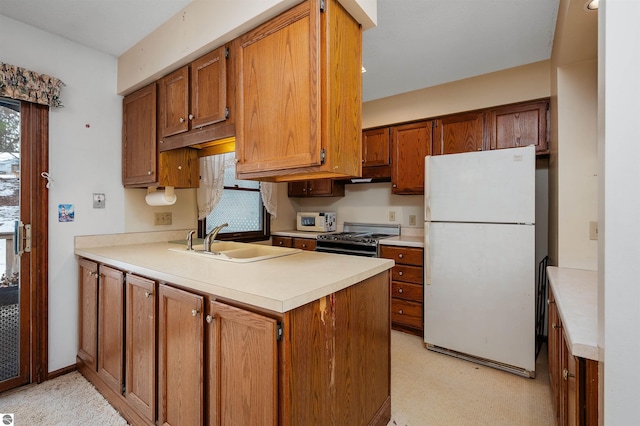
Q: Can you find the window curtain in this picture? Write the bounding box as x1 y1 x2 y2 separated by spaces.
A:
0 62 65 108
260 182 278 219
197 154 227 220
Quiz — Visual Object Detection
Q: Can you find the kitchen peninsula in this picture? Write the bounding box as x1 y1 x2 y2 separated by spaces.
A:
74 230 393 426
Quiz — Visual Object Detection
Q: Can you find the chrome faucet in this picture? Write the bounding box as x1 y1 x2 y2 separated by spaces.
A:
185 230 196 251
203 223 229 252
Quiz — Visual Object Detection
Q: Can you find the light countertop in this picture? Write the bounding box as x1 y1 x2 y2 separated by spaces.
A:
75 230 393 314
547 266 599 361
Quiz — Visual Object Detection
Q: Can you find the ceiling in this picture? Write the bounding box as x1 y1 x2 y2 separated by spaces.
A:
0 0 560 102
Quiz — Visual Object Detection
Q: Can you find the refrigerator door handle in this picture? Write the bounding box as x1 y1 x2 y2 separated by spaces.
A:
424 155 431 222
424 221 431 285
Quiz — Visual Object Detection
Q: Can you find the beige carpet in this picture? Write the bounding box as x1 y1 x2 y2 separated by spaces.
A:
387 330 556 426
0 331 555 425
0 371 127 425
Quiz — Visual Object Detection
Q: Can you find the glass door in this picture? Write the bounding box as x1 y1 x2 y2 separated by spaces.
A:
0 97 29 390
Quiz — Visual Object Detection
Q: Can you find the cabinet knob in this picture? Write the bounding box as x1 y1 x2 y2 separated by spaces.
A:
562 369 575 380
88 271 97 277
552 323 561 329
206 314 215 324
144 291 152 298
192 309 199 317
392 184 397 188
301 243 307 248
398 288 403 294
398 271 403 276
160 140 164 144
147 170 152 175
398 309 404 315
188 114 194 120
398 253 404 259
278 241 283 245
179 117 185 123
178 165 182 170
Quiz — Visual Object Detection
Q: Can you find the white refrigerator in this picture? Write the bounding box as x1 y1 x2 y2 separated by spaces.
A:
424 146 536 377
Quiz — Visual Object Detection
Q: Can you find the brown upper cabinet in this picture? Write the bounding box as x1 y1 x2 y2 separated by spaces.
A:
362 127 391 180
288 179 345 197
158 44 236 151
122 83 199 189
432 111 484 155
235 0 362 182
487 99 549 154
391 120 435 195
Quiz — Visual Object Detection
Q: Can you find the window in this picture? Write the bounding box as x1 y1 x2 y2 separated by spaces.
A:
198 152 270 242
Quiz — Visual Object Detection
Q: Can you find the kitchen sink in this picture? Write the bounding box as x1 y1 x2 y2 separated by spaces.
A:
168 242 301 263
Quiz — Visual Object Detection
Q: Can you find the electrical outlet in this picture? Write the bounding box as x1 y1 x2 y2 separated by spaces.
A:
589 221 598 240
93 193 105 209
389 211 396 221
409 215 417 226
154 212 172 226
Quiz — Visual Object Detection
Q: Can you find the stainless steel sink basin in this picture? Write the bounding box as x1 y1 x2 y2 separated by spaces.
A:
169 242 301 263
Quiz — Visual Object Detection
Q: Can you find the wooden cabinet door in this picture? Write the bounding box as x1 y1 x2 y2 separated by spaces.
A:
207 300 278 426
236 0 321 175
190 46 227 130
122 84 157 186
307 179 344 196
158 284 204 426
548 292 562 423
158 147 199 188
488 100 549 154
125 274 156 423
272 236 294 248
391 120 434 194
158 66 190 138
288 181 308 197
97 265 124 396
434 112 484 155
362 127 391 180
78 258 98 370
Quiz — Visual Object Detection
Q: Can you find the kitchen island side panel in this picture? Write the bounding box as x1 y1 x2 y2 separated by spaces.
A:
284 270 391 426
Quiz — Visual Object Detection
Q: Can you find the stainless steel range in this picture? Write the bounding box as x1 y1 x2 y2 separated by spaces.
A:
315 222 401 257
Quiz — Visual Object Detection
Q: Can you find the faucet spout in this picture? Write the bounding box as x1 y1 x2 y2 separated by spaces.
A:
203 223 229 252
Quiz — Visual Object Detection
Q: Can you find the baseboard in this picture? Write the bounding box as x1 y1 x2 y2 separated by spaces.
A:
46 364 77 380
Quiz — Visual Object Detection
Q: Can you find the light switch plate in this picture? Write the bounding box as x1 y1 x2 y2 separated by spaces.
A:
93 193 105 208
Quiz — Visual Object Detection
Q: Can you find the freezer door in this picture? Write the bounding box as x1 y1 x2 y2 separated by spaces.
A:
424 221 535 372
425 146 535 224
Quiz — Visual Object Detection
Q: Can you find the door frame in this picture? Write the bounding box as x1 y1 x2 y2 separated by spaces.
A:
22 102 49 384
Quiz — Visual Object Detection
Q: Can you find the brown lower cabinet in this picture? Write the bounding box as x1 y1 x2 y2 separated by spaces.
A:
77 258 391 426
548 288 598 426
272 235 317 251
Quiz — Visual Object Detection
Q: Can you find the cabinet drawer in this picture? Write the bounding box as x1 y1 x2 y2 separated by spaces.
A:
272 236 293 248
392 264 423 284
392 281 423 303
380 245 423 266
293 238 316 251
391 299 423 330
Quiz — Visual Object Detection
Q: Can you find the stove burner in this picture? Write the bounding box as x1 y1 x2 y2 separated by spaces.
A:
315 223 401 257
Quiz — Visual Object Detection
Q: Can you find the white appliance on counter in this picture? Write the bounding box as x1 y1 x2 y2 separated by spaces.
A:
296 212 337 232
424 146 536 377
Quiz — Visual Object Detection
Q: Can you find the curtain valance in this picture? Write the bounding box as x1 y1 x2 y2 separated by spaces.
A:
0 62 65 107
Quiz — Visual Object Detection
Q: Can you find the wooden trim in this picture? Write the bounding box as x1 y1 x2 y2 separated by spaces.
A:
46 364 77 380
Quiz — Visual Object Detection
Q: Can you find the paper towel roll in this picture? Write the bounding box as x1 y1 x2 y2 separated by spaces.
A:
145 190 177 206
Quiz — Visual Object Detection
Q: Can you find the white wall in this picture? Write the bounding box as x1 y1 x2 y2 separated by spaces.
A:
1 16 125 372
600 1 640 423
556 59 598 270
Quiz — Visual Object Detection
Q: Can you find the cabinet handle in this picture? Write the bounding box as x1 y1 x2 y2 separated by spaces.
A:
552 323 561 329
398 288 404 294
144 291 152 298
206 314 215 324
392 184 397 188
192 309 199 317
188 114 194 120
179 117 185 123
562 369 575 380
147 170 152 175
301 243 307 248
398 271 404 276
178 165 182 170
88 271 98 277
398 253 404 259
548 298 555 305
278 241 283 245
398 309 404 315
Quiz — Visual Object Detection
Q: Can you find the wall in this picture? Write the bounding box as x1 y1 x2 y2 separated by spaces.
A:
556 60 598 269
1 16 125 372
600 1 640 423
363 60 550 129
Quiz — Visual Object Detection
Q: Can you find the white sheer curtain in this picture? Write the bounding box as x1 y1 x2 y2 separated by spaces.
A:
197 154 226 220
260 182 278 218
